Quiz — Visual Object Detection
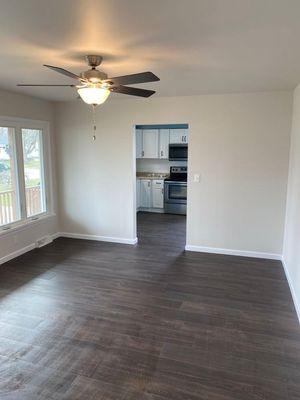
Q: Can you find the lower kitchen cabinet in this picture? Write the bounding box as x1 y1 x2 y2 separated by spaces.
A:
136 179 164 211
152 180 164 208
136 178 141 210
140 179 151 208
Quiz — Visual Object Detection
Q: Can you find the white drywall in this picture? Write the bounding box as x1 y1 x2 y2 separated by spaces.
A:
283 84 300 321
55 91 292 256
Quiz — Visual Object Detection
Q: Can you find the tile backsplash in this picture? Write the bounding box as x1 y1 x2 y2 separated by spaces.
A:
136 159 187 173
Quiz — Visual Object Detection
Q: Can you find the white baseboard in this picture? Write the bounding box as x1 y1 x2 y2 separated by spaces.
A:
281 258 300 324
59 232 138 245
0 243 36 265
185 244 282 260
0 232 137 265
0 232 59 265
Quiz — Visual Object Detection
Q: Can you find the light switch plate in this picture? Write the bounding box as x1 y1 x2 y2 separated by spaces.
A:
193 174 200 183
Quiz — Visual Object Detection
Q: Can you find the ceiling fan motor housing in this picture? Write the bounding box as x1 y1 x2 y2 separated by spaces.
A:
80 69 108 83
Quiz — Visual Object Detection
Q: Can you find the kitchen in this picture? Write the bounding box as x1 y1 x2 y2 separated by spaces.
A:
135 124 188 220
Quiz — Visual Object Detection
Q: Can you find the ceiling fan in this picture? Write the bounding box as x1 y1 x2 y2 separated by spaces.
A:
17 55 160 105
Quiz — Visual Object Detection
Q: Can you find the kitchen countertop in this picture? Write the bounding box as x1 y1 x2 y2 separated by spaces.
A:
136 172 169 180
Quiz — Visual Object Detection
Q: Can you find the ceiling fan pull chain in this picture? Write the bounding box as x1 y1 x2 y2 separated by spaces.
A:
92 104 96 141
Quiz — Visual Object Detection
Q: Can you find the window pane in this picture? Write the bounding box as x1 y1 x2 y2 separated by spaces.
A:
22 129 46 217
0 127 20 226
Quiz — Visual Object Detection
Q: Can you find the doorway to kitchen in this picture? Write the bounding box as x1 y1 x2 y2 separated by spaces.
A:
134 124 188 250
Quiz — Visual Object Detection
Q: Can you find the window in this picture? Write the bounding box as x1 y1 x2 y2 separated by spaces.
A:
22 129 46 217
0 127 20 225
0 119 50 230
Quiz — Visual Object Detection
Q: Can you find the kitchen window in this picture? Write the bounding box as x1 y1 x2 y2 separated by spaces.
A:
0 118 51 231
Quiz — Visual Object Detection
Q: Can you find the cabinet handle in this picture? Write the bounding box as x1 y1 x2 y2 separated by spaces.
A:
161 188 164 194
161 150 163 156
148 181 150 187
142 150 144 157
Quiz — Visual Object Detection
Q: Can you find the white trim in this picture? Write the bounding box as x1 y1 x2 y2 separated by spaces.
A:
0 116 54 229
0 213 56 237
281 258 300 324
184 244 282 260
0 232 58 265
0 232 137 265
59 232 138 245
0 243 36 265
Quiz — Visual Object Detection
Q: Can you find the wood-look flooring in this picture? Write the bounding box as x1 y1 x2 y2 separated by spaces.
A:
0 211 299 399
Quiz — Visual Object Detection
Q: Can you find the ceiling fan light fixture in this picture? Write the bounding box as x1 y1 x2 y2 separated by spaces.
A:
77 85 110 105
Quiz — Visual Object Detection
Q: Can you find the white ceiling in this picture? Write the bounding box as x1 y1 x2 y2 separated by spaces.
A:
1 0 300 101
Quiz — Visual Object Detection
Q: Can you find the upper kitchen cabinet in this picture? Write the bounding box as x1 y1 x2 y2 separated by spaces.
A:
159 129 169 159
143 129 159 158
136 129 159 159
136 129 143 158
169 129 188 144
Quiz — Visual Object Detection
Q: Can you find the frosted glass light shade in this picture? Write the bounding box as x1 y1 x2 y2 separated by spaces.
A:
77 86 110 105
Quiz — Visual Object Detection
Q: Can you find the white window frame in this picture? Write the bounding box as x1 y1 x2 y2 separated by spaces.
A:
0 116 54 233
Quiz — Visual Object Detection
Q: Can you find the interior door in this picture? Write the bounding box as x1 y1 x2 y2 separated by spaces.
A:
142 130 159 158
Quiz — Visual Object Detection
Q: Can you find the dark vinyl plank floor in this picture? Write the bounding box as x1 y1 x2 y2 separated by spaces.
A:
0 211 299 399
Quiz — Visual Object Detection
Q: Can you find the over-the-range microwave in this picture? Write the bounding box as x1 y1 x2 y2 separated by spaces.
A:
169 143 188 161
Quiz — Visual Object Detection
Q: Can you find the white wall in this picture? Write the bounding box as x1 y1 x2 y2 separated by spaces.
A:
0 89 58 263
55 91 292 256
283 84 300 320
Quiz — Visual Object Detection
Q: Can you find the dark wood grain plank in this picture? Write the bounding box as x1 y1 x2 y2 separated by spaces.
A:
0 212 299 399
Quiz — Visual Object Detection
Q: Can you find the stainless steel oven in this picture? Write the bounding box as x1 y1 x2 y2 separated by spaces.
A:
164 166 187 215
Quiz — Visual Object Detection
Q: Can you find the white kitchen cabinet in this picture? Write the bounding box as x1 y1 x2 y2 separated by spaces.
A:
142 129 159 158
140 179 151 208
136 178 141 210
152 180 164 208
159 129 169 159
169 129 188 144
136 129 143 158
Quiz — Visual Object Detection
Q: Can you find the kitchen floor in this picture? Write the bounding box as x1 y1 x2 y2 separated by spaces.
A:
0 213 299 399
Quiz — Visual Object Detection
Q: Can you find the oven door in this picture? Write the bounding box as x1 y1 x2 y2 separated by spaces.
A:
164 181 187 204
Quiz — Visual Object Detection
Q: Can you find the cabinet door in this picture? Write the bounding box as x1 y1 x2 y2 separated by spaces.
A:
182 130 188 143
142 129 159 158
136 129 143 158
159 129 169 159
152 180 164 208
136 179 141 210
170 129 188 144
140 179 151 208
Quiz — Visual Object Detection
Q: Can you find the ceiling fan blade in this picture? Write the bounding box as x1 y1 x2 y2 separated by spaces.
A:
44 64 82 81
17 84 75 87
107 71 159 86
111 85 155 97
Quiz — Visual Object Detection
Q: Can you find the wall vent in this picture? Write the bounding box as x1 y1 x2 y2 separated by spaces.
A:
35 236 52 248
